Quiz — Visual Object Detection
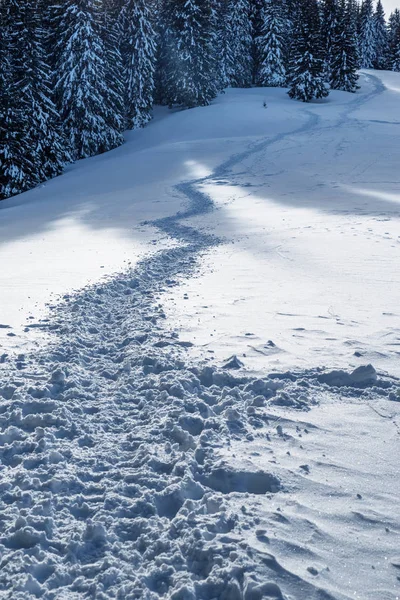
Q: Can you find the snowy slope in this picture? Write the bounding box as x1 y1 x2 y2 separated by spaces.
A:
0 71 399 600
163 71 400 377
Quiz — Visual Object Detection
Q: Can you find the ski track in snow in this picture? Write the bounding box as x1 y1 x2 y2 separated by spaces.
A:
0 74 399 600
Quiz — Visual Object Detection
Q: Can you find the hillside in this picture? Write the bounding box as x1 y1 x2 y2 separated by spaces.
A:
0 71 399 600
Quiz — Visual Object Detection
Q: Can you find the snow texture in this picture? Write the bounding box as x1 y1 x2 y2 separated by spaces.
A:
1 70 400 599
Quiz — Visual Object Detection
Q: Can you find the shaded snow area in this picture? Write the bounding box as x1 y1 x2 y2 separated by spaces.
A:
1 71 400 600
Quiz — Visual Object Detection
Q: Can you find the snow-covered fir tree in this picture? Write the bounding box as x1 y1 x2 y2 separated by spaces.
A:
359 0 376 67
0 1 34 200
388 9 400 70
53 0 124 161
330 0 360 92
119 0 157 128
288 0 329 102
347 0 361 63
225 0 253 87
98 0 125 134
250 0 266 84
321 0 338 79
214 0 231 89
257 0 288 87
373 0 388 68
159 0 219 108
25 1 69 181
1 0 67 200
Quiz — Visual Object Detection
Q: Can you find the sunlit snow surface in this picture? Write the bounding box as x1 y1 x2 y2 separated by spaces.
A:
0 72 399 600
163 72 400 377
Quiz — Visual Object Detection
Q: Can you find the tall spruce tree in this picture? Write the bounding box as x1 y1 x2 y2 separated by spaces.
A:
388 9 400 70
321 0 338 79
346 0 361 63
159 0 218 108
53 0 123 161
154 0 168 104
214 0 231 90
257 0 287 87
98 0 125 134
1 0 67 200
25 2 69 181
119 0 157 128
330 0 359 92
288 0 329 102
226 0 253 87
250 0 265 84
359 0 376 68
0 1 35 199
373 0 388 69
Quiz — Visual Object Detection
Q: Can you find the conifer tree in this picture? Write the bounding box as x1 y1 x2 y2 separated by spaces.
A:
26 2 69 181
98 0 125 133
373 0 388 69
257 0 287 87
53 0 123 161
159 0 218 108
251 0 265 84
330 0 359 92
154 0 168 104
0 2 34 199
388 9 400 70
1 0 67 200
214 0 231 90
393 40 400 71
119 0 157 128
321 0 338 79
288 0 329 102
226 0 253 87
359 0 376 68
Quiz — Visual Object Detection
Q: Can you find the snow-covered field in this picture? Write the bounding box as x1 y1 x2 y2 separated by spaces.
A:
0 71 399 599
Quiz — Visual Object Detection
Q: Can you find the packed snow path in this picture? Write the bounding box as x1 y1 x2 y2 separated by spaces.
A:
1 72 400 599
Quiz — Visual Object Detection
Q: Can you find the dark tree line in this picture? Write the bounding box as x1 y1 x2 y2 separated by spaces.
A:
1 0 399 201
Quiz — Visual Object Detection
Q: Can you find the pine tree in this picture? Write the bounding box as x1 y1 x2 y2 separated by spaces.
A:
250 0 265 84
388 9 400 71
330 0 359 92
257 0 287 87
226 0 253 87
288 0 329 102
26 2 69 181
321 0 338 79
347 0 361 65
393 40 400 71
159 0 219 108
1 0 67 200
373 0 388 69
53 0 124 161
359 0 376 68
119 0 157 128
98 0 125 133
154 0 167 104
214 0 231 90
0 2 34 199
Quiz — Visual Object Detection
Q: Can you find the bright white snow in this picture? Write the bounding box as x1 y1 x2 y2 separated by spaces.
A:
0 71 399 600
163 71 400 377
